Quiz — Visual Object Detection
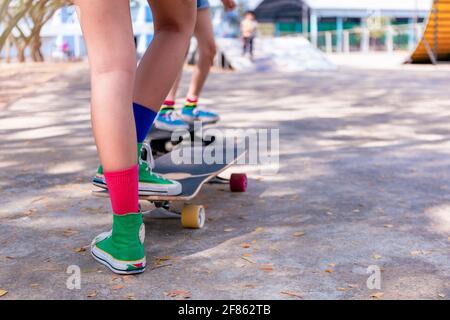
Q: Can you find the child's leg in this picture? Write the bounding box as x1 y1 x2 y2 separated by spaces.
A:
134 0 196 109
75 0 144 274
180 8 220 124
92 0 195 195
243 37 248 55
165 69 184 104
186 8 216 101
133 0 196 133
154 66 191 131
76 0 137 172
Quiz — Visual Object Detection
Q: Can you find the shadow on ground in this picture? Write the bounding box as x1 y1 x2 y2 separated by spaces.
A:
0 63 449 299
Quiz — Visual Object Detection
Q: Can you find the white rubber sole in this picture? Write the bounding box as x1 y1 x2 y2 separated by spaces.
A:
91 232 146 275
181 114 220 125
154 120 189 132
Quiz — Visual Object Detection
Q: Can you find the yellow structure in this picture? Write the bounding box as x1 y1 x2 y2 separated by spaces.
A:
410 0 450 63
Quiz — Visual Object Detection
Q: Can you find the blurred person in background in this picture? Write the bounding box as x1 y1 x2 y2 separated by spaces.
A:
240 10 258 61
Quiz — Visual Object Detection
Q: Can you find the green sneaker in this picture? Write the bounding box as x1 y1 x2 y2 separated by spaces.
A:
91 212 146 274
92 143 182 196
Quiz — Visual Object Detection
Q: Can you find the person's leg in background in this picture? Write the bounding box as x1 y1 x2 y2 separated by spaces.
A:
153 67 189 131
245 37 251 56
181 4 220 124
93 0 197 196
249 36 254 60
75 0 144 274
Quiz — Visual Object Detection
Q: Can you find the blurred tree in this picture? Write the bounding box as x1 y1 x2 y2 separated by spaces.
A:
0 0 34 53
1 0 71 62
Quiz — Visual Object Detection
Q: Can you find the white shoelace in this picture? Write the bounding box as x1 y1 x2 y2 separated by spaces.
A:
140 142 155 171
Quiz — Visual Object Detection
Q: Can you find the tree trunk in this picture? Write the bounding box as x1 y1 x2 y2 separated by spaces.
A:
30 37 44 62
5 38 12 63
17 46 26 63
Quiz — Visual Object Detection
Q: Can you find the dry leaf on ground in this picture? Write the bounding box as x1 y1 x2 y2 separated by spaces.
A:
240 243 251 249
370 292 384 299
164 290 191 299
260 263 273 272
293 231 305 237
0 289 8 297
63 229 78 237
155 256 172 262
74 247 86 253
280 291 303 299
241 256 255 264
87 291 97 298
112 284 124 291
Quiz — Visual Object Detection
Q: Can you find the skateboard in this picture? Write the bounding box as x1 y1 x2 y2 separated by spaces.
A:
93 144 248 229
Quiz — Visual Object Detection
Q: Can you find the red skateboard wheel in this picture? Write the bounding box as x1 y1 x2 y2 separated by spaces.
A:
230 173 247 192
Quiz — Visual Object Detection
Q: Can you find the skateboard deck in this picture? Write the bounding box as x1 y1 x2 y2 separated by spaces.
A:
141 145 247 201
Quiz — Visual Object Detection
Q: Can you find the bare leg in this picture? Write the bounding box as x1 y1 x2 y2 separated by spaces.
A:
166 67 183 102
75 0 137 171
186 8 216 100
134 0 196 109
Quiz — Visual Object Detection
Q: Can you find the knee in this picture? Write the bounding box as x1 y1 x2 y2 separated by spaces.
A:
155 2 196 39
198 42 217 65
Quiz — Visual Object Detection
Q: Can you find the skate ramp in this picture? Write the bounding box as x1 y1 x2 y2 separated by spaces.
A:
216 36 335 72
409 0 450 63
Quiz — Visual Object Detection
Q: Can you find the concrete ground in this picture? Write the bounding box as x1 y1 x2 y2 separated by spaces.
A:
0 62 449 300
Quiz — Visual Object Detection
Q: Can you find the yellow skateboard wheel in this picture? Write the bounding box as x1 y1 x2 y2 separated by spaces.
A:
181 205 205 229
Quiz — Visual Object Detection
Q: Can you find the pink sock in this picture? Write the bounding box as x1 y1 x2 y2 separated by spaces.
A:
163 100 175 106
186 97 198 104
104 165 139 215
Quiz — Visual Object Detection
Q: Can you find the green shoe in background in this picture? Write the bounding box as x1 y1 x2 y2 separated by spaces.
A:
92 143 182 196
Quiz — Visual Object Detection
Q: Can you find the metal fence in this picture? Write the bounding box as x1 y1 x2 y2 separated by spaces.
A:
303 23 425 53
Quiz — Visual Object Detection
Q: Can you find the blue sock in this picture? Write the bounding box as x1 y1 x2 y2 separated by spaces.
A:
133 102 157 143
